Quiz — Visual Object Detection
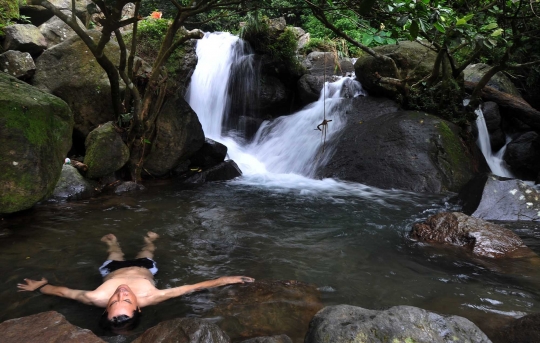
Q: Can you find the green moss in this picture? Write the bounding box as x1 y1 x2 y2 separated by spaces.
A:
0 0 18 36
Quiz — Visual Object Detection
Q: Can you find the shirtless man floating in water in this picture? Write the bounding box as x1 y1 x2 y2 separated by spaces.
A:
17 232 254 332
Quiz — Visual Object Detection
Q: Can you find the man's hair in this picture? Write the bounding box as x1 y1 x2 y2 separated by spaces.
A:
99 308 141 333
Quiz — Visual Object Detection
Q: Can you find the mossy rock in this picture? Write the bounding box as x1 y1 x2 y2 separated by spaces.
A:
84 121 129 179
0 72 73 214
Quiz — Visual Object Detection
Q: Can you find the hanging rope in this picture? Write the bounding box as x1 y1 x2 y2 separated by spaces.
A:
315 48 332 153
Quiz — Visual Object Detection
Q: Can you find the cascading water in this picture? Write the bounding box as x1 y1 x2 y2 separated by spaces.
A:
475 106 514 177
187 32 372 193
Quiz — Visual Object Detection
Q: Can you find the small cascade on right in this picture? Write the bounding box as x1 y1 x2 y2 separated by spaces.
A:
475 106 514 177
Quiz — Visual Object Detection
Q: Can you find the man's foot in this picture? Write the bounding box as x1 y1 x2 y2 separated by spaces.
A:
144 232 159 244
101 234 118 246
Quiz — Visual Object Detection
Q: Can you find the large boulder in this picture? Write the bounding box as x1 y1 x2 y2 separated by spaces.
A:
84 122 129 179
189 138 228 169
410 212 537 258
319 108 485 193
25 0 90 24
33 30 124 137
0 50 36 80
503 131 540 180
207 280 323 342
491 313 540 343
49 164 98 201
0 73 73 214
142 96 205 177
354 41 446 99
39 11 85 48
171 39 198 97
304 305 491 343
458 174 540 221
0 311 105 343
183 160 242 184
2 24 48 55
465 63 521 97
132 317 229 343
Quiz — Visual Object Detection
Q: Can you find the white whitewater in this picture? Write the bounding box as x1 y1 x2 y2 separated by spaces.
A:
186 33 406 199
475 107 514 177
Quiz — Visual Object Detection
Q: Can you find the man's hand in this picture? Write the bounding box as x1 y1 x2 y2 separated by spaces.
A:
218 276 255 285
17 277 48 292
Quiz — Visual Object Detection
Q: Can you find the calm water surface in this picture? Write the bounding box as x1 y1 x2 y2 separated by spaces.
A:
1 180 539 340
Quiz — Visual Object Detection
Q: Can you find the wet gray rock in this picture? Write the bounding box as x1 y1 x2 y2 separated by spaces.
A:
50 164 98 200
491 313 540 343
189 138 228 169
114 181 145 194
183 160 242 184
143 95 204 177
319 109 485 193
39 11 85 48
172 39 198 97
482 101 506 151
297 74 326 104
2 24 48 55
411 212 538 258
239 335 292 343
84 122 129 179
0 311 105 343
503 131 540 180
0 50 35 80
132 317 229 343
465 63 521 97
459 174 540 221
302 52 341 77
305 305 491 343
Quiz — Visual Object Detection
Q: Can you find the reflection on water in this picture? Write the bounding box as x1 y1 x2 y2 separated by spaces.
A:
1 180 539 341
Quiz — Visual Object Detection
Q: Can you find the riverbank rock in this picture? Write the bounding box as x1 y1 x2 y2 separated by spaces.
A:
0 311 105 343
142 96 205 177
319 108 484 193
304 305 491 343
2 24 48 55
354 41 444 99
458 174 540 221
0 50 36 80
0 73 73 214
207 279 322 342
410 212 537 258
39 11 85 48
49 164 98 201
84 122 129 179
189 138 228 169
491 313 540 343
465 63 521 97
503 131 540 181
183 160 242 184
132 317 229 343
33 30 124 137
24 0 90 24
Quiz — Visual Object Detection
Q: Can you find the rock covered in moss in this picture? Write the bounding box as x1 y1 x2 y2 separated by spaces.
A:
49 164 97 201
33 30 124 137
305 305 491 343
2 24 48 55
0 73 73 214
0 50 36 80
410 212 537 258
84 121 129 179
319 106 485 193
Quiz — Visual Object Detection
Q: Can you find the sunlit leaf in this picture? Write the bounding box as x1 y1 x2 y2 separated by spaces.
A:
481 22 498 31
362 34 373 46
433 22 445 33
491 28 503 37
374 35 384 43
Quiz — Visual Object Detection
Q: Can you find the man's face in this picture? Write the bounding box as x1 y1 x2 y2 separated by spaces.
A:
106 284 140 319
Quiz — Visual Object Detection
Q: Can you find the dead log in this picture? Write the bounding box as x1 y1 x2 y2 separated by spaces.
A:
465 81 540 131
71 160 88 172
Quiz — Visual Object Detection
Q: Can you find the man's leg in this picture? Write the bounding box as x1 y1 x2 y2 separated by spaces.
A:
101 234 124 261
136 232 159 259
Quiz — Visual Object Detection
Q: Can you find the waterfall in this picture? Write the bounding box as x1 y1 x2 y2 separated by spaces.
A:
186 32 367 185
475 107 514 178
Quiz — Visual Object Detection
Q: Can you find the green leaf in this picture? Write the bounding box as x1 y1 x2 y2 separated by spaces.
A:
481 22 498 31
397 16 409 27
433 22 445 33
456 13 474 26
362 34 374 46
410 20 419 38
374 35 384 44
418 18 426 33
491 28 503 37
144 139 152 144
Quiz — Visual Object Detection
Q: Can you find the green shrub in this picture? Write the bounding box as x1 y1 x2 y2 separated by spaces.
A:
0 0 18 37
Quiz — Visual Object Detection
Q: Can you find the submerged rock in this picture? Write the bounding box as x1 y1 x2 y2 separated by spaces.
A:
0 73 73 214
458 174 540 221
319 109 485 193
410 212 537 258
132 317 229 343
0 311 105 343
491 312 540 343
239 335 292 343
207 279 322 342
50 164 98 201
114 181 145 194
305 305 491 343
84 122 129 179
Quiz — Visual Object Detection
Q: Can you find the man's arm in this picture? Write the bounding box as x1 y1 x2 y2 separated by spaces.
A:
17 277 95 305
150 276 254 305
